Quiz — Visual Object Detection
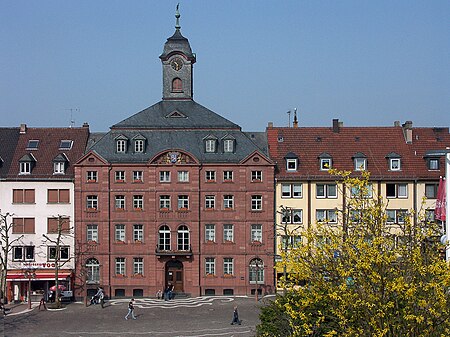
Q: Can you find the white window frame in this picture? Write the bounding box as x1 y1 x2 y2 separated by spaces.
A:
251 170 262 181
205 170 216 181
133 195 144 209
87 171 98 182
160 195 171 209
115 224 125 242
116 139 127 153
133 171 143 182
316 210 338 223
251 224 262 243
223 170 233 181
223 224 234 242
428 159 439 170
115 171 125 182
316 183 338 199
205 257 215 275
160 171 171 182
386 183 408 199
53 162 65 174
178 171 189 182
251 195 262 211
87 224 98 242
87 195 98 210
20 162 31 175
205 139 216 153
223 258 234 275
223 195 234 209
354 158 367 171
133 224 143 242
115 195 125 210
177 225 190 251
177 195 189 210
133 257 143 275
286 159 298 171
115 257 125 275
223 139 234 153
158 226 171 251
205 224 216 242
205 195 215 209
390 158 401 171
134 139 144 153
320 158 332 171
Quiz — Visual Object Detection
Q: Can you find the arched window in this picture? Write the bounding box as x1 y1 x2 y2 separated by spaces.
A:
158 225 171 251
249 258 264 284
86 258 100 284
172 78 182 92
177 225 190 251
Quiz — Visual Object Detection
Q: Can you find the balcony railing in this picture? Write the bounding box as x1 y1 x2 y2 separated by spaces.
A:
155 245 193 257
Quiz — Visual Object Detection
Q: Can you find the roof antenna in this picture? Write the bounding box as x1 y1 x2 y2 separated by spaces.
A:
287 110 291 127
66 108 79 128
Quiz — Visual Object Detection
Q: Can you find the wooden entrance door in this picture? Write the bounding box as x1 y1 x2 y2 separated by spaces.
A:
166 260 183 292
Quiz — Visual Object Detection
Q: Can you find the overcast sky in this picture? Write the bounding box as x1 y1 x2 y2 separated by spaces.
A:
1 1 449 132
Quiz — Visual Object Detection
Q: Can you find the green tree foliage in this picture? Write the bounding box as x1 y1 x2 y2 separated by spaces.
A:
258 171 450 337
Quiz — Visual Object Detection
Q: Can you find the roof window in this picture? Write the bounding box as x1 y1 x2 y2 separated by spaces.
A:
26 140 39 150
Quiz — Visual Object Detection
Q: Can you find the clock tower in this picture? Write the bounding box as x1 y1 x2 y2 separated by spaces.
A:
160 5 196 100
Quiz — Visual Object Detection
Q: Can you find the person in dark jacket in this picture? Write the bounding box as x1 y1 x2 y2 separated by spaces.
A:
125 298 137 320
231 305 241 325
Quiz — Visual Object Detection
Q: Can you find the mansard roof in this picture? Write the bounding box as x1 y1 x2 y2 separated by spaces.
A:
111 100 240 130
267 123 450 181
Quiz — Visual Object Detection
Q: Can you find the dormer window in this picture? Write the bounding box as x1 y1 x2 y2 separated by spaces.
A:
285 152 299 172
386 152 401 171
53 153 68 175
20 162 31 175
222 135 235 153
19 154 36 175
353 152 367 171
318 153 332 171
204 136 218 153
132 134 146 153
428 158 439 170
115 135 129 153
26 140 39 150
59 140 73 150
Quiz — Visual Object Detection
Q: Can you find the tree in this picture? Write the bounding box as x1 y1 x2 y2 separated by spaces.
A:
258 171 450 337
0 211 23 303
42 215 72 308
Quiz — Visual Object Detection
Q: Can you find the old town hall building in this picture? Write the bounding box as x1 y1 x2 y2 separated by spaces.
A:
74 10 275 300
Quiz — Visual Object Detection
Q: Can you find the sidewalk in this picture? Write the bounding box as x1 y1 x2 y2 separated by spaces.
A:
4 301 40 316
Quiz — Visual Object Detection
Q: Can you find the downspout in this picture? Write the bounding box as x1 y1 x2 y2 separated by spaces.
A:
307 181 311 229
198 164 203 296
413 180 417 226
273 177 278 294
108 165 112 299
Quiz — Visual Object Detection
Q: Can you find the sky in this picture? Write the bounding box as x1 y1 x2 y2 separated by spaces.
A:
1 1 449 132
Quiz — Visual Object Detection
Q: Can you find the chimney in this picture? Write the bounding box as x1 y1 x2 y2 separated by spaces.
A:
394 121 400 127
293 108 298 128
267 122 273 128
20 123 27 134
332 119 340 133
402 120 413 144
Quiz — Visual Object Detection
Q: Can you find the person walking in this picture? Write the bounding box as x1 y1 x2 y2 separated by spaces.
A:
125 298 137 320
39 293 47 310
99 289 105 308
231 305 241 325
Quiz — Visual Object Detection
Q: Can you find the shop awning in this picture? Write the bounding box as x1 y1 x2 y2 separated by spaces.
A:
6 270 72 281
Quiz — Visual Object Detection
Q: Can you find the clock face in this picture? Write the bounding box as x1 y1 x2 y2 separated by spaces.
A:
170 57 183 71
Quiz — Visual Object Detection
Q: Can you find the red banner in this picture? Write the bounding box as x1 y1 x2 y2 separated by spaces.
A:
436 177 446 221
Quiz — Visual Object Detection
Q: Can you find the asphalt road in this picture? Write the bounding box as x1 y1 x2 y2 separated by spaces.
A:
3 295 271 337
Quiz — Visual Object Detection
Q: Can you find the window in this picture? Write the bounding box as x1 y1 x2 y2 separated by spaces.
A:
223 139 234 153
223 195 234 209
53 162 65 174
160 195 171 209
115 224 125 242
115 257 126 275
87 171 98 182
390 158 401 171
281 209 303 224
59 140 73 150
428 159 439 170
133 195 144 210
205 195 215 209
12 246 34 261
20 162 31 174
116 139 127 153
386 183 408 198
224 258 234 275
87 195 98 210
178 171 189 182
205 224 216 242
133 171 143 182
115 195 125 210
133 224 143 242
12 218 35 234
320 158 332 171
425 209 436 222
86 258 100 283
158 225 171 250
316 183 337 198
249 258 264 284
205 170 216 182
160 171 171 182
87 224 98 242
115 171 125 182
48 189 70 203
281 235 302 250
350 185 373 198
281 183 302 198
13 189 35 203
177 195 189 210
134 140 144 153
205 257 215 275
386 209 408 224
286 158 297 171
251 171 262 181
354 158 367 171
205 139 216 153
316 210 338 223
133 257 143 275
47 217 70 233
26 140 39 150
48 246 69 261
172 78 182 92
223 224 234 242
223 171 233 181
177 225 190 250
251 195 262 211
425 184 439 199
251 224 262 243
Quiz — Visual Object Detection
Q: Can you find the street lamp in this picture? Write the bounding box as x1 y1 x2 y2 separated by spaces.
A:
23 268 36 309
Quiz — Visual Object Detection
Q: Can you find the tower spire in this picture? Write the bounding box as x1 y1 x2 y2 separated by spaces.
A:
175 3 181 30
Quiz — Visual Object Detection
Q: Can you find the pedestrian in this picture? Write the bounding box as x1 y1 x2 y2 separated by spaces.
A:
231 305 241 325
99 289 105 308
156 289 162 300
125 298 137 320
39 293 47 310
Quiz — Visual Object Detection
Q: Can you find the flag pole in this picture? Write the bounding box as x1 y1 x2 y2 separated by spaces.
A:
445 147 450 261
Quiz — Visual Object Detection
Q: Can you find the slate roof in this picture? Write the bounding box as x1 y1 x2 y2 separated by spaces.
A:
112 100 240 130
7 126 90 180
267 125 450 181
0 128 20 178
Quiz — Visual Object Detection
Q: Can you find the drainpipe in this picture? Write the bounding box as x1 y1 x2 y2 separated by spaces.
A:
198 164 203 296
108 165 112 300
